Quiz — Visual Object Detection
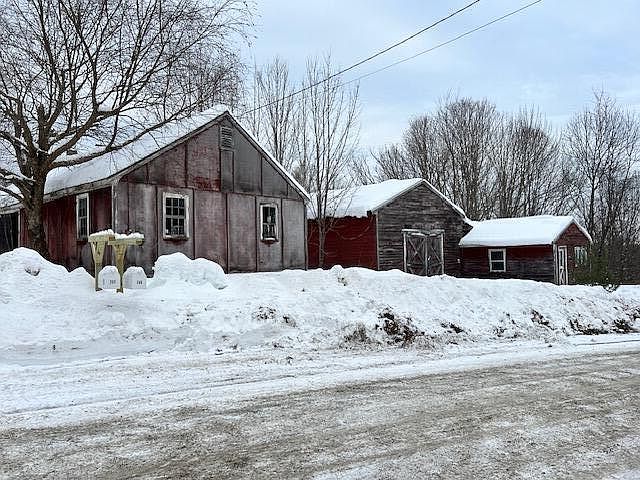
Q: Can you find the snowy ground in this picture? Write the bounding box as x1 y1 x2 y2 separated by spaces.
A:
1 248 640 478
1 248 639 365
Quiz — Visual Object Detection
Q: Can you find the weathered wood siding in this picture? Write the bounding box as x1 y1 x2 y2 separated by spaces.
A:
18 187 112 271
0 212 18 254
307 216 378 270
116 115 306 273
461 245 555 282
556 222 591 283
376 183 471 275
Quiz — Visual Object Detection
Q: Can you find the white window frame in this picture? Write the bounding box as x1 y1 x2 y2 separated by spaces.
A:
76 193 90 240
574 246 588 267
488 248 506 273
260 203 278 241
162 192 190 239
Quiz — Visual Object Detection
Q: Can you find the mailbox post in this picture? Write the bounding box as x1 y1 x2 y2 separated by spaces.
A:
88 231 115 291
88 230 145 293
108 235 145 293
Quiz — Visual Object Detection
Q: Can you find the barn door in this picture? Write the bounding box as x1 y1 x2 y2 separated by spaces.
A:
557 246 568 285
402 229 444 276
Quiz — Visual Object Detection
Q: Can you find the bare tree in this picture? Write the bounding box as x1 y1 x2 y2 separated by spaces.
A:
247 57 298 170
296 55 359 267
0 0 252 256
564 91 640 257
491 108 570 217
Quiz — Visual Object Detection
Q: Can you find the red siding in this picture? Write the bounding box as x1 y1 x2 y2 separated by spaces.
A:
21 187 112 271
556 223 590 283
308 216 377 270
461 245 555 282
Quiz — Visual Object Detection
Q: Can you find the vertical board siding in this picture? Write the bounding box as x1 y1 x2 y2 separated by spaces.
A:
193 190 228 270
461 245 555 282
282 199 306 269
261 158 288 197
124 183 158 274
231 121 261 194
307 216 378 270
227 193 257 272
376 183 471 275
147 144 186 187
186 125 220 191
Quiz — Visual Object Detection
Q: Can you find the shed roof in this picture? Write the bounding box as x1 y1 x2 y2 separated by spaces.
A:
307 178 467 220
459 215 592 247
0 106 309 211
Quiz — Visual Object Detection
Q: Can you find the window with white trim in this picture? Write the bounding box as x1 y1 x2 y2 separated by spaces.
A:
163 193 189 238
488 248 506 272
260 203 278 241
574 246 588 267
76 193 89 240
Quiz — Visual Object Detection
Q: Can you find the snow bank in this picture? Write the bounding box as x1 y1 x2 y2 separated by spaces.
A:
0 249 638 364
150 252 227 290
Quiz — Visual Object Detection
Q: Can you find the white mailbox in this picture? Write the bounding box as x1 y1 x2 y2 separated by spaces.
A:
123 266 147 290
98 266 121 290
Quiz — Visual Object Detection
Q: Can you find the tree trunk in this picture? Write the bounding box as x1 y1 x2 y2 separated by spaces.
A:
24 184 49 258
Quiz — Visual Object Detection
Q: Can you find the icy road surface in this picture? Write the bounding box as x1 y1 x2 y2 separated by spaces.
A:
1 343 640 479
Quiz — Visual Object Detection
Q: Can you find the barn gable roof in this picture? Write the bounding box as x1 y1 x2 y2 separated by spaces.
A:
0 106 309 211
307 178 467 220
459 215 592 247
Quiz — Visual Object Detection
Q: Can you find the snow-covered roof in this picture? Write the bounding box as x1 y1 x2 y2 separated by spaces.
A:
307 178 466 220
0 105 309 210
459 215 592 247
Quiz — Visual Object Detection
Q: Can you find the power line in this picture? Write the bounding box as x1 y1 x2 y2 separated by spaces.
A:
243 0 481 115
340 0 543 87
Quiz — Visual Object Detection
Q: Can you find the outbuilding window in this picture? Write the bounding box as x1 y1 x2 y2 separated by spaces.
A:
574 246 588 267
488 248 506 272
163 193 189 239
260 203 278 241
76 193 89 240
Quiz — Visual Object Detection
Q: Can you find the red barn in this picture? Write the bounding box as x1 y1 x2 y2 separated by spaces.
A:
307 179 472 276
0 107 309 273
459 216 591 284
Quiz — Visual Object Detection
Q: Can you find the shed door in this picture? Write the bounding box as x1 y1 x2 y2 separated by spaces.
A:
557 246 568 285
402 229 444 276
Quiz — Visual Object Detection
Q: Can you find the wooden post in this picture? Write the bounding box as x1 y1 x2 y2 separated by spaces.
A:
88 232 116 291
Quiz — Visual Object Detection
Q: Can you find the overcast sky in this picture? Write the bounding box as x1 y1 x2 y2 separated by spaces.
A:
244 0 640 151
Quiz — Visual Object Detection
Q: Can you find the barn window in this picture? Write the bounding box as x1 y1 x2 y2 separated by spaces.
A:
488 248 506 272
76 193 89 240
260 203 278 241
574 246 588 267
163 193 189 239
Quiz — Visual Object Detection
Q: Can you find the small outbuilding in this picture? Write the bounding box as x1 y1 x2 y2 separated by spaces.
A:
459 215 591 284
307 178 472 276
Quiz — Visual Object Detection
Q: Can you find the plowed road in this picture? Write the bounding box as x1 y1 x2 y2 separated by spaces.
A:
2 349 640 479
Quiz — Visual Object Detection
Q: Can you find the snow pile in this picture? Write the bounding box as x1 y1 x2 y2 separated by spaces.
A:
460 215 591 247
150 252 227 289
0 247 70 285
0 249 638 364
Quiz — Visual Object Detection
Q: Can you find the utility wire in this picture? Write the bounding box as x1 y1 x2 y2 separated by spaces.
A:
243 0 481 115
340 0 543 87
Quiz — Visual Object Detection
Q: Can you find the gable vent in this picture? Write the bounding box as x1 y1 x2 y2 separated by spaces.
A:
220 126 234 150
